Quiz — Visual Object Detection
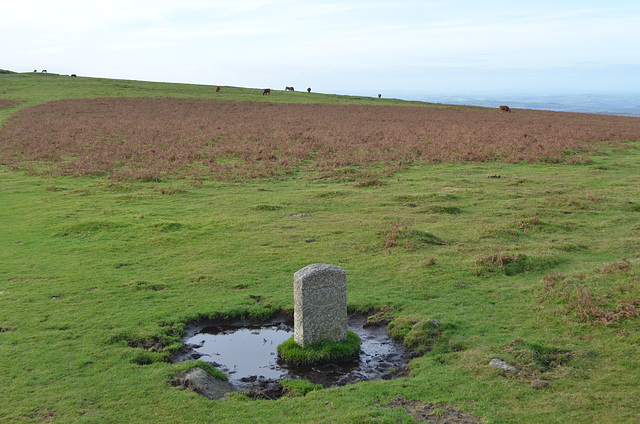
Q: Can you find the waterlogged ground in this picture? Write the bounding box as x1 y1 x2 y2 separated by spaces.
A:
174 314 410 390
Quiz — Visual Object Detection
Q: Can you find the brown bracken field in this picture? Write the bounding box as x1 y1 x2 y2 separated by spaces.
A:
1 97 639 181
0 99 21 110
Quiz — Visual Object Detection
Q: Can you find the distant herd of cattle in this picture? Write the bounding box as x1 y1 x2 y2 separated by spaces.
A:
255 88 513 112
31 71 512 112
261 87 311 95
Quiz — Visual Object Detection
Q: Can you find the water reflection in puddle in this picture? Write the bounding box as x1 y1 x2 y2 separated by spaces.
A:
175 314 410 390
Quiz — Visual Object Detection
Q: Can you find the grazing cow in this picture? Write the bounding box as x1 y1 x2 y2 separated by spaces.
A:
70 74 77 78
34 70 37 73
285 86 294 91
499 105 511 113
42 70 47 73
378 94 381 99
263 88 271 95
216 86 221 92
307 87 311 93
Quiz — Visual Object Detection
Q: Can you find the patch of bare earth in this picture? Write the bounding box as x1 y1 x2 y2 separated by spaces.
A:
387 397 483 423
1 98 639 181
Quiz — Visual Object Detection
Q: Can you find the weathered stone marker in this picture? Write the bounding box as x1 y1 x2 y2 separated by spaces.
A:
294 263 347 346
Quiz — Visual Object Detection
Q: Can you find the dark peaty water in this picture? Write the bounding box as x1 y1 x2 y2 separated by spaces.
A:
174 314 410 390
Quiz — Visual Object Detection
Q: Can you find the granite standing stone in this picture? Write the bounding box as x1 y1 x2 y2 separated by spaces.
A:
294 263 347 346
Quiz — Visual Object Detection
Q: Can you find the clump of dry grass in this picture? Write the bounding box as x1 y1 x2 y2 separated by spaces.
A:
539 259 640 326
1 98 640 181
378 222 446 250
474 253 533 276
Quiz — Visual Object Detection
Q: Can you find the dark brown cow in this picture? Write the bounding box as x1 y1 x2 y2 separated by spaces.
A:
378 94 381 99
285 86 294 91
263 88 271 95
216 86 221 92
499 105 511 113
307 87 311 93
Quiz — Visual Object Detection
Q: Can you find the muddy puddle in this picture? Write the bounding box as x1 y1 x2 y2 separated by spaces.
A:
173 314 410 391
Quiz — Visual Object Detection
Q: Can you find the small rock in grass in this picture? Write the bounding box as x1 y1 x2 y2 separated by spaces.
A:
177 368 232 400
490 358 519 372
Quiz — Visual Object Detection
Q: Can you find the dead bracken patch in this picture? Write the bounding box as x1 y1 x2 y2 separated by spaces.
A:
0 99 21 110
387 397 483 424
538 260 640 326
1 98 639 182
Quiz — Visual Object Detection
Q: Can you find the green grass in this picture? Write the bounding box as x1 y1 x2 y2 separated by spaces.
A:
1 72 640 423
277 331 362 366
0 72 434 126
280 379 323 397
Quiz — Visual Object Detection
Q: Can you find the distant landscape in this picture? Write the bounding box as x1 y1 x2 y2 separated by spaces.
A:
390 92 640 117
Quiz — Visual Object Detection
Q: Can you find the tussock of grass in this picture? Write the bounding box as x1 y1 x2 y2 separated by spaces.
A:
315 190 348 198
553 243 589 252
121 280 166 292
277 331 361 366
354 178 383 187
54 221 125 236
474 253 559 276
393 194 431 204
474 253 532 276
538 260 640 326
378 222 447 250
430 205 462 214
501 338 572 375
626 202 640 212
129 350 170 365
251 204 282 211
387 318 460 355
280 379 322 397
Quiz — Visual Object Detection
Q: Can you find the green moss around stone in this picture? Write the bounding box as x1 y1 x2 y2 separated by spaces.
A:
174 360 227 381
277 330 361 366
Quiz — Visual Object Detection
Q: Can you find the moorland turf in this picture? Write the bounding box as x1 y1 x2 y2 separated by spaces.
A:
1 72 639 423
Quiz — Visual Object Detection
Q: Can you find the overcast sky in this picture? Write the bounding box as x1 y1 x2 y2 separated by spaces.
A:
3 1 639 97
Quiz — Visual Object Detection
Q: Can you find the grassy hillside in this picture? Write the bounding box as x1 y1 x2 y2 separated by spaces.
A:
1 71 639 423
0 72 422 125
